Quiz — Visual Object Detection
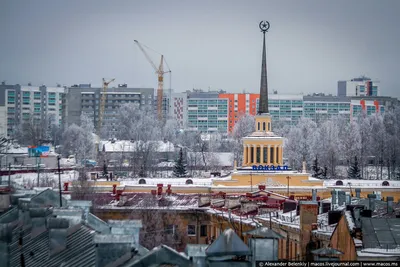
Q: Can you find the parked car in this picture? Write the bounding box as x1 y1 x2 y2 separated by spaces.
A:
81 159 97 168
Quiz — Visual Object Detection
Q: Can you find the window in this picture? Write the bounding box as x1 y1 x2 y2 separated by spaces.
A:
34 92 41 100
166 225 178 235
187 225 196 236
200 225 207 237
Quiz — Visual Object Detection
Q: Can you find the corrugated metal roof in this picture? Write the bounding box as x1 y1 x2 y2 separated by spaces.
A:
46 225 96 267
8 224 96 267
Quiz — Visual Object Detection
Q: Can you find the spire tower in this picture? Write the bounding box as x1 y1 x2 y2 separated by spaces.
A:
258 21 270 115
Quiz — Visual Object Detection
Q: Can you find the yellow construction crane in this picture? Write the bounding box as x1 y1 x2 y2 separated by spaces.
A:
134 40 171 121
98 78 115 135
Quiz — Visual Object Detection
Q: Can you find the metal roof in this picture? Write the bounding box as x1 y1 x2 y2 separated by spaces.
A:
243 227 284 239
124 245 191 267
8 224 96 267
361 218 400 249
206 228 251 257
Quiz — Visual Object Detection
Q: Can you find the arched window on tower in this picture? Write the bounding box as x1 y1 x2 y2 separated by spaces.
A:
258 122 260 131
268 123 271 131
263 122 266 131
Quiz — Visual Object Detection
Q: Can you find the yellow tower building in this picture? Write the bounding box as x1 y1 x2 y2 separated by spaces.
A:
242 114 283 167
213 21 323 190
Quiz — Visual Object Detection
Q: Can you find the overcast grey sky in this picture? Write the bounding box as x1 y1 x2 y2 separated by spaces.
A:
1 0 399 97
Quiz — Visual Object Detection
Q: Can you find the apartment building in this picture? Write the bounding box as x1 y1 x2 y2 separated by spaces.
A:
337 76 379 97
0 82 65 137
161 90 188 129
186 90 228 133
64 84 154 134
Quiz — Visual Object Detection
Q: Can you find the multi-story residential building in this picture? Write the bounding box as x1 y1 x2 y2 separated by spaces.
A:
0 82 65 137
302 95 352 124
64 84 154 134
186 89 228 133
218 93 259 132
338 76 379 97
161 90 188 129
183 90 397 133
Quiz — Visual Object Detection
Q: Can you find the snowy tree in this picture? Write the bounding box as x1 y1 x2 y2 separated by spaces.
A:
356 114 373 179
62 123 94 162
382 107 400 179
285 117 318 171
311 156 324 178
80 113 95 135
172 148 187 177
316 119 340 178
231 113 255 166
162 119 180 144
348 156 362 179
369 114 386 179
14 116 47 146
336 116 361 167
114 104 161 177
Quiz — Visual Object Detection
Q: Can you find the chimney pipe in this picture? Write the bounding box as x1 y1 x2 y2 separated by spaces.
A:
259 185 266 191
157 184 163 195
312 189 317 202
331 190 337 210
367 194 376 211
112 184 117 195
345 193 351 205
47 218 69 254
63 182 69 191
355 188 361 198
338 191 346 206
166 184 172 196
387 196 394 214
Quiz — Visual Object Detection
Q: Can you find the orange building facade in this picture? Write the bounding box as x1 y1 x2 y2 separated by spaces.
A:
219 93 259 132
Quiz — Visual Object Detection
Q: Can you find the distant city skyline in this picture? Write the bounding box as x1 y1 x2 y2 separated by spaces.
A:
1 0 400 97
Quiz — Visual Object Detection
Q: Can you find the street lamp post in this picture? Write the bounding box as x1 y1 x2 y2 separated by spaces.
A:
249 171 253 192
286 176 291 196
36 155 41 187
348 182 353 197
57 155 62 207
8 163 11 187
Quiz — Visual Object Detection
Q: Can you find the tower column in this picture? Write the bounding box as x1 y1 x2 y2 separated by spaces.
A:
260 145 264 164
274 145 278 165
243 145 248 166
267 145 271 165
280 145 283 165
247 145 251 165
253 144 257 165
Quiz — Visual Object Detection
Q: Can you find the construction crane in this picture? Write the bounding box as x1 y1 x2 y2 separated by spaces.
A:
98 78 115 135
134 40 171 121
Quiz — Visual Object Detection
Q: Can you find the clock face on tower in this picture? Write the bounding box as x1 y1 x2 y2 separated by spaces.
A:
259 21 270 32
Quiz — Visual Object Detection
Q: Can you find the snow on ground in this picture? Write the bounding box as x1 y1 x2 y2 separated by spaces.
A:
120 178 213 186
1 170 79 188
323 179 400 187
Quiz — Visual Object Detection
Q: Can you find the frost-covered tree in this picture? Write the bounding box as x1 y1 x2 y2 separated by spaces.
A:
285 117 318 171
369 115 386 179
337 116 361 166
62 124 94 161
114 104 161 177
173 148 187 177
383 107 400 179
348 156 362 179
317 119 340 178
231 113 255 166
14 116 47 146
